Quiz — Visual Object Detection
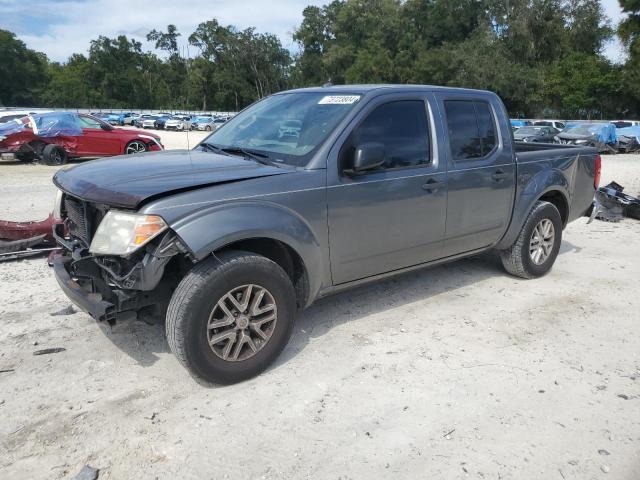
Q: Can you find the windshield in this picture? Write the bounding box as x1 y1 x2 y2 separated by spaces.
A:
200 92 362 167
565 125 599 135
516 127 542 135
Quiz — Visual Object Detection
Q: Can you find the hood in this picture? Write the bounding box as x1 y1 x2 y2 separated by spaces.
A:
53 149 292 209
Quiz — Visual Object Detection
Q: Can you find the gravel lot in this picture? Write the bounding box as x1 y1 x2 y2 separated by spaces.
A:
0 130 639 479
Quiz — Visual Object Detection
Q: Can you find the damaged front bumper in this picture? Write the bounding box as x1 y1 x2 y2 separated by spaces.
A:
53 255 114 319
52 224 188 322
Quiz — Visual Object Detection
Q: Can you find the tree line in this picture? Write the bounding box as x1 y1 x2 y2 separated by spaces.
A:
1 0 639 118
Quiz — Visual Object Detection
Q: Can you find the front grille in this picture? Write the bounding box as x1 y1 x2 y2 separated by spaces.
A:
63 196 90 245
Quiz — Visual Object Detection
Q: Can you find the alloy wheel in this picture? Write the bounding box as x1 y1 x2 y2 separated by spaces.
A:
125 141 147 154
207 284 277 362
529 219 555 265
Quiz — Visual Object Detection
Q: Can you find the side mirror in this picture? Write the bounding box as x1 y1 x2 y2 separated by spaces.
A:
351 143 385 173
101 124 113 131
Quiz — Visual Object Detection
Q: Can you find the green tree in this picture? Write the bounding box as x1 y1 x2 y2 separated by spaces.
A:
0 29 48 106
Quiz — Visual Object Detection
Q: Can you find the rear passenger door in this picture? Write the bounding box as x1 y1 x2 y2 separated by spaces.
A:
436 96 515 256
327 95 447 284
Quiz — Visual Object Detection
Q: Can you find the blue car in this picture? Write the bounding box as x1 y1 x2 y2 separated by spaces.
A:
105 112 135 126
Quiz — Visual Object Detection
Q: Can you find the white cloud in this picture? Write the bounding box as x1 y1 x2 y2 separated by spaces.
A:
4 0 325 62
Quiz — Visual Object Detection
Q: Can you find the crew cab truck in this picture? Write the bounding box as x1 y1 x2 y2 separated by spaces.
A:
51 85 600 384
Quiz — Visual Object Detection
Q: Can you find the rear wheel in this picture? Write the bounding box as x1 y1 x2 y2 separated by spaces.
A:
42 144 68 166
125 140 147 154
499 201 562 279
166 251 296 384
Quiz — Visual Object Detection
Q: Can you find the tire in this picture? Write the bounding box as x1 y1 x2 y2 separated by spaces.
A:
499 201 562 279
42 144 68 166
205 125 212 131
125 140 148 154
166 250 296 384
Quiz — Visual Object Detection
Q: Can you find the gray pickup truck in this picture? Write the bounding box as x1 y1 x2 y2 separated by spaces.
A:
51 85 600 383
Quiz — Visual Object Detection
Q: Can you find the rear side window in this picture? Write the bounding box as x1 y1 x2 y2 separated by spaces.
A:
445 100 498 161
351 100 430 170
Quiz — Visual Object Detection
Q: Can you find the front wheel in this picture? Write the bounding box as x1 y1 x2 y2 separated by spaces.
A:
125 140 147 154
166 251 296 384
499 201 562 279
42 144 68 166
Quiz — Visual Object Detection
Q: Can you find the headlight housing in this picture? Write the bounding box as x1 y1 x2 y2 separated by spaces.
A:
89 211 167 256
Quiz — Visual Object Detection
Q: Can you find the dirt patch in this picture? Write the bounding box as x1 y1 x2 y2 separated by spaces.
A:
0 151 638 479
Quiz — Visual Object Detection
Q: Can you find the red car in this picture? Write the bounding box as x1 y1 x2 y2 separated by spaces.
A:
0 112 163 165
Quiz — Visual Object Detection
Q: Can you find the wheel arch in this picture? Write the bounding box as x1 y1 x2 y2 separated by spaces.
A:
496 168 570 250
216 237 310 309
170 201 325 308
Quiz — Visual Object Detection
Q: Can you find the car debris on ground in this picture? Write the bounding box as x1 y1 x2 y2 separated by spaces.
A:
0 212 61 261
589 181 640 223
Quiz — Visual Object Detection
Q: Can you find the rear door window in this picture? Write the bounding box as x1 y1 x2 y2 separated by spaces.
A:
444 100 498 160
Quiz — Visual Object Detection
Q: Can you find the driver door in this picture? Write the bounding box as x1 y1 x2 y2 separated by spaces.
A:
327 95 447 284
75 114 121 156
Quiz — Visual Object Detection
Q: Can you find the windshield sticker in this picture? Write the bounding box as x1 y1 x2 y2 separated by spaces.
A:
318 95 361 105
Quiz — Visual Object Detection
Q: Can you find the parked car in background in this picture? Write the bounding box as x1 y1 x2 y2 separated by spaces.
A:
510 119 532 130
194 117 226 132
141 115 160 129
0 109 53 124
106 112 136 126
0 112 163 165
50 85 599 384
154 114 172 130
615 125 640 153
556 123 618 153
191 115 213 130
514 126 560 143
611 120 640 128
134 114 153 128
533 120 566 130
91 112 112 122
165 115 192 131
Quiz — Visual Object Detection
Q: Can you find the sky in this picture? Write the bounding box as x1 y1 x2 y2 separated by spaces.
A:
0 0 628 63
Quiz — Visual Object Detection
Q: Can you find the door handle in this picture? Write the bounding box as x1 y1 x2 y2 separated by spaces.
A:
422 178 444 192
491 169 509 181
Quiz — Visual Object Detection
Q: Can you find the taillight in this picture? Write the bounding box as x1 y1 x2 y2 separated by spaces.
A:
594 154 601 189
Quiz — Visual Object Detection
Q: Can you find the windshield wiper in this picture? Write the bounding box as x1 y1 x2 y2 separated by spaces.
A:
200 142 279 167
199 142 231 156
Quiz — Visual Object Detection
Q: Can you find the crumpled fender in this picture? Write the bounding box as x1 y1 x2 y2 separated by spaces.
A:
495 168 570 250
170 200 324 305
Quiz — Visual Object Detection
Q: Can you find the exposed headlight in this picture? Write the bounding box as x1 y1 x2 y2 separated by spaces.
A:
575 139 587 144
522 137 529 142
53 189 63 220
89 211 167 256
554 136 560 142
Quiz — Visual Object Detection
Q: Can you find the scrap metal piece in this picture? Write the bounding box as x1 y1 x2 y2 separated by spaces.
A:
588 181 640 223
33 347 66 356
0 213 59 243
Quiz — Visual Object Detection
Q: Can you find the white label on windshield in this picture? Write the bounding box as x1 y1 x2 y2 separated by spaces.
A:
318 95 360 105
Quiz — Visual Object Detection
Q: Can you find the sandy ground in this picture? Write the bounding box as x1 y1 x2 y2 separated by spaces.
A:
0 130 639 480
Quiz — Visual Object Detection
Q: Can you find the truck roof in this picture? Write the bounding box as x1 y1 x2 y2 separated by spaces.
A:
280 84 496 96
